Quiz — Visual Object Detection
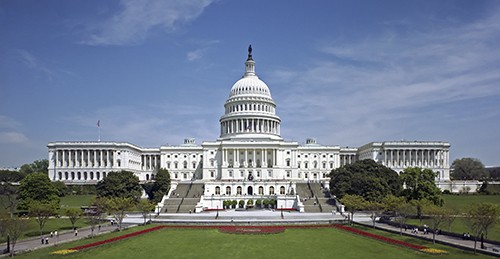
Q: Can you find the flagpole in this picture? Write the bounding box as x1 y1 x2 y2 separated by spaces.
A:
97 120 101 142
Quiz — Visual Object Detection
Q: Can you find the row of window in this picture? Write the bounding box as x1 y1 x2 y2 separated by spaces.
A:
214 186 286 195
57 171 107 181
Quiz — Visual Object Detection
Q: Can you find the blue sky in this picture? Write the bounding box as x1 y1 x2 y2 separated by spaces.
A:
1 0 499 168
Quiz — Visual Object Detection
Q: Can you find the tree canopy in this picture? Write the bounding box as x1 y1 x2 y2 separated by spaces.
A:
96 171 142 200
19 159 49 175
451 158 488 180
17 172 60 210
145 168 170 203
400 167 442 206
330 159 402 202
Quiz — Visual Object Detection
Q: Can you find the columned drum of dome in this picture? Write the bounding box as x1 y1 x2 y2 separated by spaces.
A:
219 46 282 141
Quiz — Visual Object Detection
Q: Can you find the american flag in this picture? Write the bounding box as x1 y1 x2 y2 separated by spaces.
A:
97 120 100 127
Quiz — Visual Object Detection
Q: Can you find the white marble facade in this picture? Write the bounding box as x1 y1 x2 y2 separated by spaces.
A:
47 48 451 210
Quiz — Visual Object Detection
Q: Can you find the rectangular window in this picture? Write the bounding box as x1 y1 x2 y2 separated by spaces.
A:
286 171 291 178
210 171 214 177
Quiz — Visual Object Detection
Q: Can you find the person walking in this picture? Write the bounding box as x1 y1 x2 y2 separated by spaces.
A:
74 229 78 236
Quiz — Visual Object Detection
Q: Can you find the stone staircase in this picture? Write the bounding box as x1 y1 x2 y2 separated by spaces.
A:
296 182 322 212
161 182 203 213
308 182 337 213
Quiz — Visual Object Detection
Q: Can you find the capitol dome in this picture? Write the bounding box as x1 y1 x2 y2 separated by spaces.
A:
219 46 282 141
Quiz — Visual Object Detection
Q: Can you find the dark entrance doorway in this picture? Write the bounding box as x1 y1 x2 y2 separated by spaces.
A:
247 186 253 195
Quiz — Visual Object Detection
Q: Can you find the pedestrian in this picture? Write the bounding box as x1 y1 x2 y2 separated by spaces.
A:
75 229 78 236
50 231 54 238
41 237 44 245
45 237 49 245
54 231 58 238
98 225 101 231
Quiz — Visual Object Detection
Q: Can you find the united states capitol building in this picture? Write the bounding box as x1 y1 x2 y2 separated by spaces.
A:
48 47 451 212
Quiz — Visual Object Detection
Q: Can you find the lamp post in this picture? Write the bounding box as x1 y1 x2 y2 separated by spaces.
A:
216 205 219 219
281 205 284 219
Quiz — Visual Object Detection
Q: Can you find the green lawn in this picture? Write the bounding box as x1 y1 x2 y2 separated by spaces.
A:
14 225 495 259
60 194 96 209
442 194 500 213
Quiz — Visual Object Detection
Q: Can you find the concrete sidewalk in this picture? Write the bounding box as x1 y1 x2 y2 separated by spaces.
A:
354 219 500 257
0 222 135 257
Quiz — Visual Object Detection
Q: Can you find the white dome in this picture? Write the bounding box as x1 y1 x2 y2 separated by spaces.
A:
229 75 271 98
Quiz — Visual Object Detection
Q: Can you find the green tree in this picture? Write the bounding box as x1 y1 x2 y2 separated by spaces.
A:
1 216 26 257
86 197 109 237
151 168 171 203
464 203 500 253
17 172 60 210
0 169 26 182
96 171 141 200
255 199 262 208
107 197 135 230
247 199 254 207
19 159 49 175
0 182 18 217
340 194 368 225
394 201 415 235
330 160 402 202
53 181 69 197
231 200 238 209
238 200 245 208
424 205 454 244
400 167 443 222
65 208 83 229
365 200 384 228
451 158 488 180
28 201 58 239
137 199 155 225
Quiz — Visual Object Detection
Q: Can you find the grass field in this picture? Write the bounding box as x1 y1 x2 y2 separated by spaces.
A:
14 225 496 259
60 194 96 209
442 194 500 212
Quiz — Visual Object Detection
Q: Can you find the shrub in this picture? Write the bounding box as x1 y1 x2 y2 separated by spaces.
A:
238 200 245 208
263 199 269 208
255 199 262 207
231 200 237 208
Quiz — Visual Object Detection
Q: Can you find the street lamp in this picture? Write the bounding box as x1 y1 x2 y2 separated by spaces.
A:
281 205 284 219
216 205 219 219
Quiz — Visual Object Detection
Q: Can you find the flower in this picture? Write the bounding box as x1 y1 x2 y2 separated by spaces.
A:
420 248 448 254
51 249 77 255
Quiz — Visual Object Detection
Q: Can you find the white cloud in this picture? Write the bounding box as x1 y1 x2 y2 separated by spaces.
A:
0 131 29 144
82 0 215 46
14 49 55 80
273 9 500 147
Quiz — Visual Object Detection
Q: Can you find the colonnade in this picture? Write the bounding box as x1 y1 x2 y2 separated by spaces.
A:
221 148 277 168
221 118 280 136
340 154 357 166
141 154 160 170
55 149 114 168
383 149 449 168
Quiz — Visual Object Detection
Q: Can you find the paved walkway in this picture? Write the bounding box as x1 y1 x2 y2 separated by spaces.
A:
354 218 500 257
0 222 135 257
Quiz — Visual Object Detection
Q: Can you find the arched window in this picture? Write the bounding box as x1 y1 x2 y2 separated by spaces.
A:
151 174 155 180
192 162 196 169
269 186 275 195
215 186 220 195
313 161 317 168
280 186 285 194
146 174 149 181
77 172 81 180
83 172 88 180
237 186 242 195
58 172 62 180
71 172 75 180
65 172 68 180
103 172 107 178
183 161 188 169
96 172 100 180
167 162 171 169
90 171 94 180
226 186 231 195
258 186 264 195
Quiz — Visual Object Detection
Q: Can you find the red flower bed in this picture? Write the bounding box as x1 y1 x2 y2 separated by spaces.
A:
69 226 166 251
219 226 286 235
332 224 426 250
